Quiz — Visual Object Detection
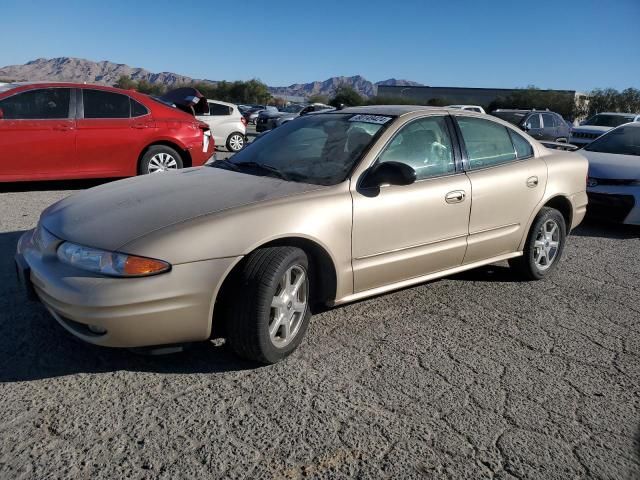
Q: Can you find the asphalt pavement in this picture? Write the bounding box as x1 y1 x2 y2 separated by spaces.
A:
0 163 639 479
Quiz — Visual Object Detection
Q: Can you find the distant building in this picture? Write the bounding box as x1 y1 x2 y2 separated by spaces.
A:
377 85 587 110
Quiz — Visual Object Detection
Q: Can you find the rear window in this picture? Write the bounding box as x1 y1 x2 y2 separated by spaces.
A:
492 111 525 126
458 117 517 169
83 90 130 119
208 103 232 116
131 98 148 117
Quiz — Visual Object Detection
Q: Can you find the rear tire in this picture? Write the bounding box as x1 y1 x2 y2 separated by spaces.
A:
509 207 566 280
226 247 311 364
139 145 183 175
226 132 245 152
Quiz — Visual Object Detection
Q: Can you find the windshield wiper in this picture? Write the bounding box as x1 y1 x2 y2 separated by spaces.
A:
234 161 290 181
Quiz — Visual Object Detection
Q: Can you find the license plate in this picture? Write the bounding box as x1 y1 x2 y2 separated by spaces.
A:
14 254 37 301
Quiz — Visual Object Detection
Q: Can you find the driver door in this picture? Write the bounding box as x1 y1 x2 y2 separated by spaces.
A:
351 115 471 293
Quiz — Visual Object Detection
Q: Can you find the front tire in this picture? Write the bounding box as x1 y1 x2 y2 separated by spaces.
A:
139 145 183 174
226 132 245 152
226 247 311 364
509 207 567 280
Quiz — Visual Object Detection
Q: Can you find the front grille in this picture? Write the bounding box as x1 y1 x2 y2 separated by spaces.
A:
572 132 600 139
587 192 635 222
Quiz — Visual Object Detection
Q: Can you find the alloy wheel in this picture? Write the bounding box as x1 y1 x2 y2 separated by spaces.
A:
269 265 308 348
148 153 178 173
533 219 560 270
229 134 244 151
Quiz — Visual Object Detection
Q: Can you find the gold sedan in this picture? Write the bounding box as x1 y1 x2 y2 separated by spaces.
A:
15 106 588 363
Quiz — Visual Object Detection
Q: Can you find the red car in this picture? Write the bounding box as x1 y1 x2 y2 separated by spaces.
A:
0 82 214 182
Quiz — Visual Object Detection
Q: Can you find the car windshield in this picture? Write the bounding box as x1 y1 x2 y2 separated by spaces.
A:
281 104 305 113
492 111 525 125
583 114 635 128
212 113 394 185
584 125 640 156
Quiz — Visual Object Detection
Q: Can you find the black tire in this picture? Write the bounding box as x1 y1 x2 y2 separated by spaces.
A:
138 145 183 175
226 132 245 152
226 247 311 364
509 207 567 280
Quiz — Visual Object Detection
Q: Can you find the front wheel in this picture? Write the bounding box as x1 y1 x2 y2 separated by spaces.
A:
226 132 245 152
509 207 567 280
139 145 183 174
226 247 311 364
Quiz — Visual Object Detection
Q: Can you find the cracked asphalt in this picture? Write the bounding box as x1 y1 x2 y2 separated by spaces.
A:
1 177 639 479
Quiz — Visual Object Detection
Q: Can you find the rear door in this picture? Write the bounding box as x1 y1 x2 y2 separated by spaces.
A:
75 88 154 176
0 87 76 179
453 115 547 263
541 113 559 141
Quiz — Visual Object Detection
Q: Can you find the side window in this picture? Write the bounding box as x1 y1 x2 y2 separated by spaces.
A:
131 99 148 117
527 113 541 129
83 90 130 118
508 129 534 159
209 103 231 116
457 116 516 169
378 116 455 180
542 113 556 128
0 88 70 119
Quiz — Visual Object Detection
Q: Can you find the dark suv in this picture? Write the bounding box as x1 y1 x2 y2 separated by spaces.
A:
491 109 571 142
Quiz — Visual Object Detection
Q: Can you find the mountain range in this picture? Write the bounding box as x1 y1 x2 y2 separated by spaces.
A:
0 57 423 98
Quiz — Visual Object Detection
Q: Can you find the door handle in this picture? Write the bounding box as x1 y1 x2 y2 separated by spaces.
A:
131 123 150 129
526 176 539 188
445 190 466 204
53 124 74 131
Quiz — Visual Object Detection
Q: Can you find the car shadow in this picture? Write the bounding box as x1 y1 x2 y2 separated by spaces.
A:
0 178 116 193
572 218 640 239
0 230 258 383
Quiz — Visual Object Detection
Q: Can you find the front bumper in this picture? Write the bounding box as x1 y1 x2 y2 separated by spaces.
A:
586 185 639 225
16 230 240 348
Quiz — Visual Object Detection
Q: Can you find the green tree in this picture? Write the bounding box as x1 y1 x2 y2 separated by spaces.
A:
330 84 364 107
114 75 137 90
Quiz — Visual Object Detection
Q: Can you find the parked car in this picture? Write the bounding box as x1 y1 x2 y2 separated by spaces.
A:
256 103 334 132
0 83 213 181
569 112 640 148
582 122 640 224
447 105 486 114
15 106 587 363
196 100 247 152
492 109 571 142
244 105 278 125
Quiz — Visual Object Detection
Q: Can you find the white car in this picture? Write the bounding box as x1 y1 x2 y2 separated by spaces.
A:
583 122 640 224
446 105 486 114
197 100 247 152
570 112 640 148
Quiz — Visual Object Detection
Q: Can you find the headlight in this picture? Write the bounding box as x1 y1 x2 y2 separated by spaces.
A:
57 242 171 277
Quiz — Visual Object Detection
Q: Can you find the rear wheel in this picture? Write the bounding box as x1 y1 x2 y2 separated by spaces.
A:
139 145 183 174
226 132 245 152
226 247 311 364
509 207 566 280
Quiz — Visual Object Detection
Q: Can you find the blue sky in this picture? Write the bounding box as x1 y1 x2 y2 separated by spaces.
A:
1 0 638 91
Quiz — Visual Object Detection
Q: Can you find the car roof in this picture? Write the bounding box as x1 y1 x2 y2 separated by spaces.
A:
592 112 639 116
333 105 448 116
207 99 237 108
0 81 136 94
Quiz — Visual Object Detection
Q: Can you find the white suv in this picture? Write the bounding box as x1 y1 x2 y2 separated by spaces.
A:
197 100 247 152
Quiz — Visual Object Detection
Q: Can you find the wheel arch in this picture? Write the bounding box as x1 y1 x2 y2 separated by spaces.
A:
519 194 573 250
209 235 338 338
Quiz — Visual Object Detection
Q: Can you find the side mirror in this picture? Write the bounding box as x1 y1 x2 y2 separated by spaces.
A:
361 161 416 189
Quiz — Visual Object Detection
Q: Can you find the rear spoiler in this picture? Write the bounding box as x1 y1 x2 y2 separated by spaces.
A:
540 141 580 151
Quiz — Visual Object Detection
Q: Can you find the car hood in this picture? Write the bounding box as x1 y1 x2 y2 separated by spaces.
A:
40 167 324 251
583 151 640 179
572 125 613 135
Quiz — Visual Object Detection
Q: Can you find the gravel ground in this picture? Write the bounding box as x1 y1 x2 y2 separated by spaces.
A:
1 174 639 479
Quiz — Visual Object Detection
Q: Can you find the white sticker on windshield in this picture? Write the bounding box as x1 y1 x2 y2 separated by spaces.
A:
348 114 392 125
